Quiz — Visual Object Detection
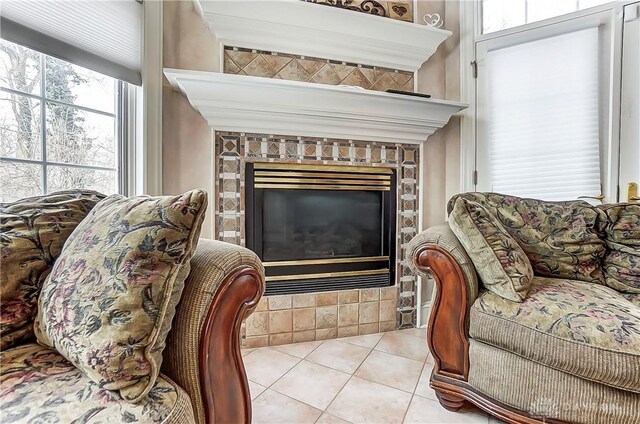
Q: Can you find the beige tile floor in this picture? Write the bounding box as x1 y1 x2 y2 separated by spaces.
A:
242 328 503 424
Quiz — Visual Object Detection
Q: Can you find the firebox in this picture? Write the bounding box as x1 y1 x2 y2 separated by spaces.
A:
246 162 396 295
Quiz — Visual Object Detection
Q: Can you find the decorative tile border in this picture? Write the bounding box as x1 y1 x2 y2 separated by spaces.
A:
214 131 420 341
224 47 414 92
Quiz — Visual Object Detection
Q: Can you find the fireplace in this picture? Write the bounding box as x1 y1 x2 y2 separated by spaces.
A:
246 162 396 295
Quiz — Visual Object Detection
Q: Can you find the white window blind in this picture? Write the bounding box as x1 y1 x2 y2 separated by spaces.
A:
0 0 141 85
484 27 602 201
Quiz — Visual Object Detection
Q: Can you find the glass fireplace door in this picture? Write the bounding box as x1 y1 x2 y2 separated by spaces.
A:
246 162 396 295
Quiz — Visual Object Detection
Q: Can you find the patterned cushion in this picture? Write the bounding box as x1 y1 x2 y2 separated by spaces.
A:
0 344 195 423
597 204 640 293
448 193 606 285
34 190 208 402
0 190 105 350
449 197 533 302
470 276 640 393
623 293 640 307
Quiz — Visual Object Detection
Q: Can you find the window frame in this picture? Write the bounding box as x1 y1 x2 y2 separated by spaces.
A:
458 1 634 201
480 0 614 35
0 47 129 198
475 8 617 201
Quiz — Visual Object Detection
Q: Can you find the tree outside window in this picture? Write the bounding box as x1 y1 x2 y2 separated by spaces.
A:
0 40 121 203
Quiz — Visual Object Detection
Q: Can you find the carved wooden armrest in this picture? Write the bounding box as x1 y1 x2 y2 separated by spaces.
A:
408 224 478 383
162 239 265 424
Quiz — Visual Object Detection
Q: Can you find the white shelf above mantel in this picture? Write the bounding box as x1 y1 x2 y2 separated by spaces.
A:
197 0 451 72
164 69 467 144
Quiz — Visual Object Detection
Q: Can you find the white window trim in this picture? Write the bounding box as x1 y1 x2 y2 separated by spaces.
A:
458 1 634 200
131 0 163 197
459 0 481 194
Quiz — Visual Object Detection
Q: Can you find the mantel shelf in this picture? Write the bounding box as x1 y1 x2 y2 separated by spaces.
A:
164 69 467 144
196 0 452 72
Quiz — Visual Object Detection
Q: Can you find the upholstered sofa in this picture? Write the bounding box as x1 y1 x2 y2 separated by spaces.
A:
408 192 639 424
0 191 265 424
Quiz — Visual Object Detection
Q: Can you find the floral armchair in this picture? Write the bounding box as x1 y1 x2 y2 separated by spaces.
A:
409 193 639 424
0 190 265 424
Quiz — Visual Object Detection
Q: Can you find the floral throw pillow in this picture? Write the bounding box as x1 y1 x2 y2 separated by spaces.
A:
449 197 533 302
448 192 606 285
597 203 640 293
0 190 106 350
34 189 207 403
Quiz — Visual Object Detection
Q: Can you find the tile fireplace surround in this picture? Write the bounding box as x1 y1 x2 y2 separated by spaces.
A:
214 132 420 348
166 0 464 348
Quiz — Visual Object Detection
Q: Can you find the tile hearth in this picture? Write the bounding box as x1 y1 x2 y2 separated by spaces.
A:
242 328 502 424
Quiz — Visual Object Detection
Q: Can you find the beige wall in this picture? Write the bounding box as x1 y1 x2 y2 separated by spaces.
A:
161 0 463 237
416 0 462 229
162 0 220 238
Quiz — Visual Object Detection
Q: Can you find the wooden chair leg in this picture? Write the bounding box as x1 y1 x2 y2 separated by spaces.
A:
435 390 466 412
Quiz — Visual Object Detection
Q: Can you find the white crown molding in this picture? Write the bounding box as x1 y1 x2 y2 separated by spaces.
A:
164 69 467 144
197 0 452 72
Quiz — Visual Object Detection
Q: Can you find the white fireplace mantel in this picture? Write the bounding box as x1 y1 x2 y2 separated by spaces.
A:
164 69 467 144
197 0 451 72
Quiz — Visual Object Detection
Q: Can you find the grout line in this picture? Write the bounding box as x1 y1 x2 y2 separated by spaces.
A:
266 339 342 395
263 355 303 391
400 393 415 424
256 388 324 415
350 344 376 377
396 328 428 340
264 339 357 415
412 353 430 394
319 340 378 417
303 339 325 358
271 338 324 359
324 374 356 419
270 357 351 411
241 348 257 359
339 331 430 395
370 332 385 349
339 332 385 349
348 354 425 396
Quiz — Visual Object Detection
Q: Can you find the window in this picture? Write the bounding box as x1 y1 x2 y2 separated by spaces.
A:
0 40 126 202
482 0 612 34
477 27 602 200
472 2 626 201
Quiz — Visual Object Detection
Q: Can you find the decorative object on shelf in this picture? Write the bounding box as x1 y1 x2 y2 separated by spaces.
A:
423 13 444 28
386 89 431 98
307 0 386 17
388 1 413 22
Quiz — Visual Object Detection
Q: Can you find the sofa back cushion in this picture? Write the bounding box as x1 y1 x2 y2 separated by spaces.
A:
34 189 207 403
0 190 106 350
448 193 606 285
449 197 533 302
597 203 640 293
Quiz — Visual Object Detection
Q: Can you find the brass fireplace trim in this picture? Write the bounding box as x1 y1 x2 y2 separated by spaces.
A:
255 184 390 191
253 162 394 175
254 171 391 180
255 177 390 186
265 268 390 282
263 256 390 267
253 162 392 191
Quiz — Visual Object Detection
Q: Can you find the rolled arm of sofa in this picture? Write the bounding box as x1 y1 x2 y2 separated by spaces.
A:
162 239 265 424
407 224 478 383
